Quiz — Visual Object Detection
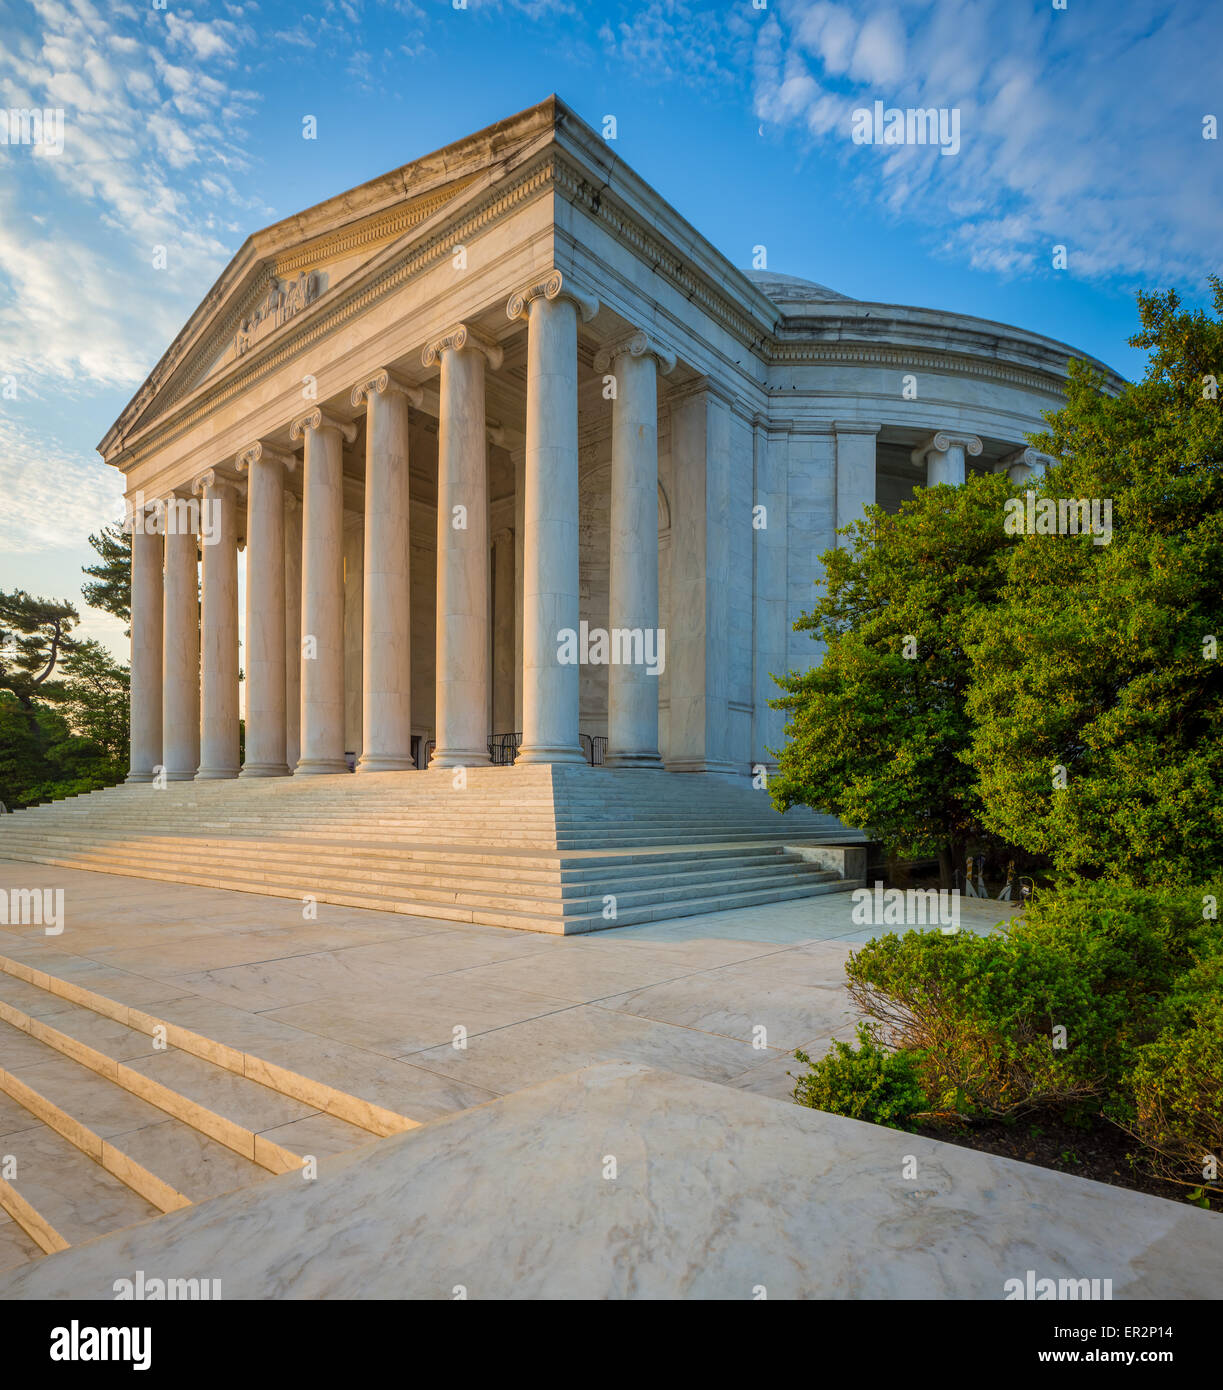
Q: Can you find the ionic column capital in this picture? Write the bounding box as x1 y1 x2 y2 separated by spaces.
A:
911 431 983 465
506 269 599 325
997 445 1055 470
593 329 676 377
421 324 504 371
351 368 423 409
289 408 358 444
122 494 162 532
191 467 243 499
235 441 297 474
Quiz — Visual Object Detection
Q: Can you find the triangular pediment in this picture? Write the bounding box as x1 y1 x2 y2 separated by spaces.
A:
102 99 564 459
153 180 476 412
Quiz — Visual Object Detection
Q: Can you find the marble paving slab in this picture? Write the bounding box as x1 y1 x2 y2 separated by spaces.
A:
2 1062 1216 1301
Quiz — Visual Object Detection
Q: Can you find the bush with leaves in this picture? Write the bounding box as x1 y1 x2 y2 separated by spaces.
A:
840 884 1213 1120
1128 935 1223 1194
792 1025 928 1131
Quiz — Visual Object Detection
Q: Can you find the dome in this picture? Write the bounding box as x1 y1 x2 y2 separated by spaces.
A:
741 268 854 305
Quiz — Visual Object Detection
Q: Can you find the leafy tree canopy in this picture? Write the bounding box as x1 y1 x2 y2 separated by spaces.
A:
964 280 1223 885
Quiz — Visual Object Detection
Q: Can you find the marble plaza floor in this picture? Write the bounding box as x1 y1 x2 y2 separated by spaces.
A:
0 857 1010 1120
4 860 1219 1301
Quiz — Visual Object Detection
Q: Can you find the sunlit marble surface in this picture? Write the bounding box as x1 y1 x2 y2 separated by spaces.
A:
2 1062 1218 1301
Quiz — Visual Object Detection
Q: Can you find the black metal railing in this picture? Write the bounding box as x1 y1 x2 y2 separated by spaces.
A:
485 733 606 766
488 732 522 765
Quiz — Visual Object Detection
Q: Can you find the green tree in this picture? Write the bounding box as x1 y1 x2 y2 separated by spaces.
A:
965 281 1223 885
0 589 80 723
769 474 1017 887
54 639 129 774
81 522 132 630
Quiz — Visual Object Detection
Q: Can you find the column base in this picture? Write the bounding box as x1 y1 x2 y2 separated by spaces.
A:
195 767 239 781
514 744 588 765
241 764 290 779
604 751 665 769
429 748 492 769
125 771 154 784
164 770 197 782
356 755 417 774
294 759 350 776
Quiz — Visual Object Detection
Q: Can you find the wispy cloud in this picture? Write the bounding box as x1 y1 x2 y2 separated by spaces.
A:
0 412 124 557
750 0 1222 285
0 0 264 392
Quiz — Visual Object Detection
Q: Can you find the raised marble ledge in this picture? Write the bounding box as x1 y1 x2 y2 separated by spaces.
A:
2 1062 1218 1301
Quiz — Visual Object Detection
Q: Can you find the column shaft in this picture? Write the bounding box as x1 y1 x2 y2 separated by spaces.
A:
357 384 413 771
196 476 240 778
126 519 163 782
161 510 199 781
518 294 583 763
241 454 288 777
927 444 966 487
606 349 662 767
432 345 491 766
284 493 302 771
297 419 348 774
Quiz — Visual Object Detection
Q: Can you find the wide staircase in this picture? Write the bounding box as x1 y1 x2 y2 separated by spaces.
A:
0 951 416 1276
0 765 866 932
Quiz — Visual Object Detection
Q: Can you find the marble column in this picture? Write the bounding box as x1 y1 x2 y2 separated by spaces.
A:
291 407 356 775
594 330 674 768
126 503 163 783
506 272 599 764
193 469 241 779
917 431 982 487
492 526 516 733
422 326 503 768
237 443 294 778
283 492 303 772
351 369 421 773
834 422 881 544
161 495 200 781
997 446 1054 486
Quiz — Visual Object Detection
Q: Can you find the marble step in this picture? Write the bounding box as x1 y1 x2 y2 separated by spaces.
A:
0 840 861 931
0 1205 43 1276
0 830 803 881
0 955 418 1138
0 1009 306 1179
0 1112 159 1253
0 968 400 1266
0 1021 267 1208
0 833 835 897
0 811 833 845
0 836 839 913
7 802 822 827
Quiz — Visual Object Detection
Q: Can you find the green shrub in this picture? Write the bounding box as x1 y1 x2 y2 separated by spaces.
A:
792 1025 928 1130
1129 957 1223 1195
843 882 1220 1120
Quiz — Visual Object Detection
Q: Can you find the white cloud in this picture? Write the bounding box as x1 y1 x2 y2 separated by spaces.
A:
755 0 1222 288
0 413 124 558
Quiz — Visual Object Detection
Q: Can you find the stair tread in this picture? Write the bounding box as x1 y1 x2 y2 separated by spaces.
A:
0 1116 159 1246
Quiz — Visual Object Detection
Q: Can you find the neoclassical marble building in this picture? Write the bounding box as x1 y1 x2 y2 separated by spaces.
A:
106 97 1120 788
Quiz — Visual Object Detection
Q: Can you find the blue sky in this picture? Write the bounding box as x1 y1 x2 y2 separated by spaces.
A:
1 0 1219 655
